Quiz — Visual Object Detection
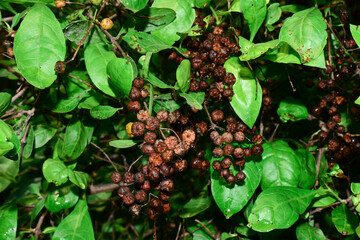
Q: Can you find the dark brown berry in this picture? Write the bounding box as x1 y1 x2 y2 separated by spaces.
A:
179 115 189 125
221 157 232 169
132 122 145 137
146 117 160 131
162 150 174 162
123 172 134 183
182 129 196 144
234 159 246 167
234 131 245 142
154 140 167 153
149 153 163 166
226 174 236 183
142 144 155 156
149 168 160 182
191 158 202 169
133 77 144 88
54 61 66 73
137 110 149 121
233 148 244 159
144 131 157 144
140 88 149 98
236 171 246 181
129 87 142 100
127 101 142 112
135 190 147 203
160 179 174 192
252 134 263 144
213 136 223 146
149 198 164 212
159 191 171 201
220 169 230 178
165 136 178 150
157 110 169 122
212 160 221 171
129 204 141 216
201 160 210 170
123 193 135 205
328 139 340 151
210 131 220 141
263 96 273 106
110 172 121 183
222 132 233 144
223 144 234 156
174 142 189 156
134 172 145 184
212 147 224 158
251 145 263 155
318 131 328 141
142 180 151 191
159 165 171 177
118 186 130 198
174 159 187 172
244 148 252 157
211 110 224 122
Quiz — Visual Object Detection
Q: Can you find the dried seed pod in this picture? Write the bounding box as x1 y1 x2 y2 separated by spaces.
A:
157 110 169 122
129 204 141 216
135 190 147 203
123 172 134 183
160 179 174 192
212 147 224 158
134 172 145 184
118 186 131 198
182 129 196 144
128 101 142 112
144 131 157 144
110 172 121 183
211 109 224 122
123 193 135 205
133 77 144 88
137 110 149 122
146 117 160 131
212 160 221 171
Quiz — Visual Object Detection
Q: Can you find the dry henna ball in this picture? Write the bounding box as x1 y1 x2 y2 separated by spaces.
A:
149 153 163 166
129 204 141 216
118 186 130 198
123 192 135 205
157 110 169 122
135 190 147 203
211 109 224 122
131 122 145 137
212 160 221 171
165 136 178 150
132 77 144 88
146 117 160 131
160 179 174 192
127 101 142 112
137 110 149 121
144 131 157 144
123 172 134 183
110 172 121 183
182 129 196 144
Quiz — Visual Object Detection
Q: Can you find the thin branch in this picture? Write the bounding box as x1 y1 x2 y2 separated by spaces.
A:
11 86 28 104
194 219 216 239
90 142 118 172
127 155 143 172
309 196 351 215
269 123 279 142
203 103 224 131
313 147 325 189
99 27 127 58
89 183 122 194
175 222 182 240
33 210 47 239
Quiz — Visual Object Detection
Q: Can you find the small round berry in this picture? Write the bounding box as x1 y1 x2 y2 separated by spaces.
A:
127 101 142 112
174 142 189 156
159 191 171 201
137 110 149 122
129 204 141 216
244 148 252 157
142 144 155 156
210 131 220 141
148 168 160 182
163 202 172 213
134 172 145 184
221 157 232 169
223 144 234 156
132 77 144 88
157 110 169 122
154 140 167 153
149 153 163 166
222 132 233 144
252 134 263 144
146 116 160 131
233 148 244 159
165 136 178 150
174 159 187 172
191 158 202 169
117 186 130 198
201 160 210 170
144 131 157 144
212 147 224 158
149 198 164 213
234 131 245 142
159 165 171 177
236 171 246 181
211 109 224 122
131 122 145 137
129 88 142 100
182 129 196 144
135 190 147 203
55 0 66 8
141 88 149 98
226 174 236 183
213 136 223 146
234 159 246 167
54 61 66 73
123 193 135 205
123 172 134 183
100 18 114 30
251 145 263 155
110 172 121 183
142 180 151 191
212 160 221 171
328 139 340 151
160 179 174 192
220 169 230 179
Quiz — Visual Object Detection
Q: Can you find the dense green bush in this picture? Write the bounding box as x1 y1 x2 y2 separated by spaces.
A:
1 0 360 239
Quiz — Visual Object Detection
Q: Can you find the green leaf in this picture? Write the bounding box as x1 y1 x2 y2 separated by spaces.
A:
0 142 14 156
331 203 358 235
151 0 196 45
277 97 308 122
248 186 317 232
176 59 191 93
296 149 316 189
0 2 17 14
33 125 57 149
0 203 17 240
211 156 262 219
58 117 93 161
355 96 360 105
42 158 88 189
90 105 120 120
240 0 267 42
279 7 327 63
52 89 90 113
0 92 11 116
120 0 148 11
125 7 176 33
63 20 106 45
45 184 79 212
2 0 54 3
148 72 174 89
280 4 306 13
123 29 171 53
239 36 279 61
266 3 281 28
109 139 138 148
188 221 216 240
195 0 211 9
296 223 326 240
52 200 95 240
30 198 45 224
350 24 360 48
262 42 326 68
351 183 360 194
107 57 138 97
224 57 262 128
179 92 205 110
0 157 19 193
22 125 34 158
180 193 212 218
261 140 301 190
0 120 20 160
84 43 117 97
13 3 66 89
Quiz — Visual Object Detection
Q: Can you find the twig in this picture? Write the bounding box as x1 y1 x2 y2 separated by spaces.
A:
93 155 125 169
16 108 35 136
269 123 279 142
89 183 131 194
194 219 215 239
203 103 224 131
175 222 182 240
11 86 28 104
160 127 181 141
99 27 127 58
309 196 351 215
90 142 118 172
19 122 31 169
33 210 47 239
313 147 325 189
127 155 143 172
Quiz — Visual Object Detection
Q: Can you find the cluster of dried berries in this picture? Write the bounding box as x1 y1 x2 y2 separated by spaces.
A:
207 109 264 183
168 25 240 103
127 77 149 112
313 36 360 168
